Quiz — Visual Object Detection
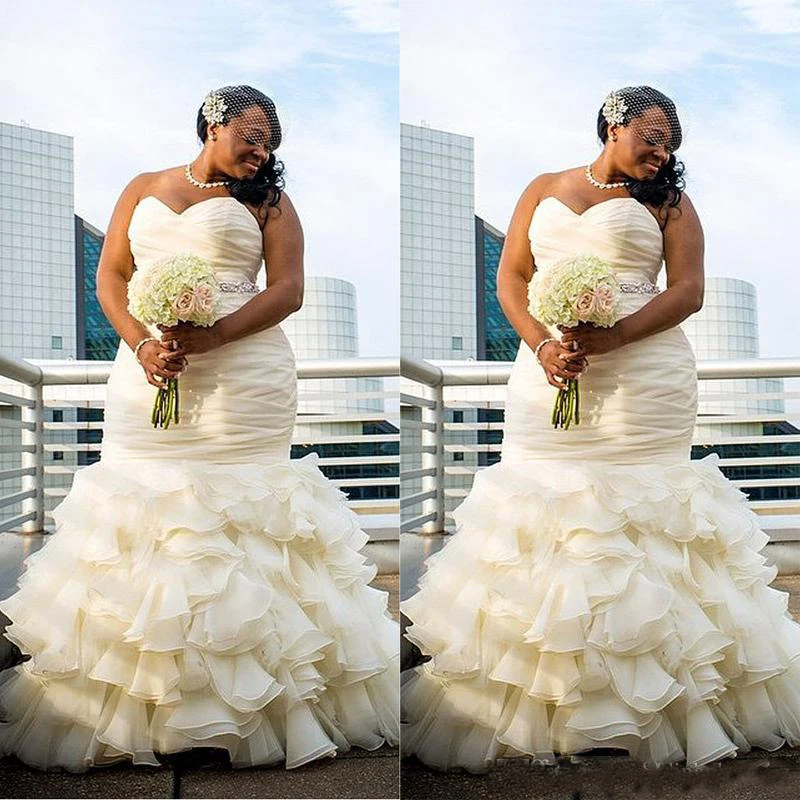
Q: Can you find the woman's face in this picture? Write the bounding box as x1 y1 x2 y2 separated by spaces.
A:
209 104 275 181
611 105 677 182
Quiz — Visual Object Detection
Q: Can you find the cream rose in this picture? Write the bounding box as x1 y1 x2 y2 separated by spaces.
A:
573 291 597 319
193 284 215 315
173 290 196 318
594 283 617 315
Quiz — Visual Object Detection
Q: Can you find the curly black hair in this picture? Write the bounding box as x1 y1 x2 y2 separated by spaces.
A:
196 85 285 209
597 86 685 211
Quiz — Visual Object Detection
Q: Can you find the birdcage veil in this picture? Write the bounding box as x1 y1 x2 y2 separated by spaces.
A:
596 85 686 209
195 84 286 208
197 85 282 151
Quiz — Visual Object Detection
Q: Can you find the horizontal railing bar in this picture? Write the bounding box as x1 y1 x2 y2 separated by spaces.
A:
400 511 438 533
401 467 437 480
0 445 35 454
330 478 397 488
0 467 36 482
0 418 35 431
401 420 437 432
0 511 36 533
0 489 36 510
291 434 398 445
730 478 800 489
400 392 437 409
693 435 800 446
0 390 35 408
400 490 437 509
402 445 437 456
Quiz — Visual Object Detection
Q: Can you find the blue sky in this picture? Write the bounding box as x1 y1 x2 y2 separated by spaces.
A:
0 0 399 356
401 0 800 382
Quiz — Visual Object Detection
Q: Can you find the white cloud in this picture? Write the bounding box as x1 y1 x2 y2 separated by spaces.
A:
333 0 399 34
735 0 800 33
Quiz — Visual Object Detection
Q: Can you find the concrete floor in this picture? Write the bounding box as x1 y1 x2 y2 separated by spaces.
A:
0 532 400 799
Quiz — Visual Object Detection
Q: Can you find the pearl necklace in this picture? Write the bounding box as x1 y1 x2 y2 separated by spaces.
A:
585 164 627 190
184 163 229 189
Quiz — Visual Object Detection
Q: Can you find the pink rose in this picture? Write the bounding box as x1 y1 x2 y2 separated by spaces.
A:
595 283 617 315
173 290 196 318
193 284 216 315
573 291 597 319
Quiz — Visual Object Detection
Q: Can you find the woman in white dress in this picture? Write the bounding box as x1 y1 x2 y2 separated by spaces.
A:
401 86 800 772
0 85 399 772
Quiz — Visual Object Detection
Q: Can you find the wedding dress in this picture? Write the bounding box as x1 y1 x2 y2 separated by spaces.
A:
0 195 399 771
401 196 800 771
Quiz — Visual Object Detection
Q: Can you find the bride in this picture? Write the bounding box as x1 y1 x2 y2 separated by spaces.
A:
401 86 800 771
0 85 399 772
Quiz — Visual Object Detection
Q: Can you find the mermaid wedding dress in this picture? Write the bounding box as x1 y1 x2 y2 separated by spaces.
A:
0 195 399 771
401 196 800 771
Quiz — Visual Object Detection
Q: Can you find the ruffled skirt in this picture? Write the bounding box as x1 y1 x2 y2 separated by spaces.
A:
401 455 800 771
0 455 399 772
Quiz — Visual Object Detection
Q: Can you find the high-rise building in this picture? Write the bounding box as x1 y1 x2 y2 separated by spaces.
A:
0 121 76 359
75 216 117 361
401 123 476 360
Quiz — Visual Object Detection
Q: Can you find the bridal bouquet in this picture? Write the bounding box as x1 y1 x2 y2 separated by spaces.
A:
128 254 221 428
528 254 620 429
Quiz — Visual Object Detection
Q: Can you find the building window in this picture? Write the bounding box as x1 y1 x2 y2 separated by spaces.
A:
51 335 63 349
52 409 63 422
52 451 63 461
452 336 463 351
453 452 464 461
453 410 463 423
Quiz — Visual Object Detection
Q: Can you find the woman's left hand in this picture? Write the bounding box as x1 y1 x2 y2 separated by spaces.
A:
557 321 625 359
158 321 224 360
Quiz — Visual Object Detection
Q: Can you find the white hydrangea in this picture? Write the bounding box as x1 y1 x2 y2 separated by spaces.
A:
128 253 221 328
528 254 621 329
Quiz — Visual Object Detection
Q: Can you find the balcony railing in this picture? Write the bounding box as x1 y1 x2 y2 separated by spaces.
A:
0 351 399 570
400 356 800 551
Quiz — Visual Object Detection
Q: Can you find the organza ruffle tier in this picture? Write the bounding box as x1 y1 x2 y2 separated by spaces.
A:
0 454 399 772
401 454 800 772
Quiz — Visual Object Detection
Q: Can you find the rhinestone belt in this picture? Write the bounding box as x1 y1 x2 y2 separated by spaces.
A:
619 281 659 295
219 280 259 294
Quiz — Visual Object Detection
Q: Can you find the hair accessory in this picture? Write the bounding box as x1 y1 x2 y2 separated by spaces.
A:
601 91 628 126
201 92 228 126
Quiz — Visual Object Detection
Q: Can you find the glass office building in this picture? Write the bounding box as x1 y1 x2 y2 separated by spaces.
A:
75 215 117 361
475 215 518 361
401 123 476 360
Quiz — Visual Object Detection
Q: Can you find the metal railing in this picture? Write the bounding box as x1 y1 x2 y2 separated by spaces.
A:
400 356 800 537
0 352 400 543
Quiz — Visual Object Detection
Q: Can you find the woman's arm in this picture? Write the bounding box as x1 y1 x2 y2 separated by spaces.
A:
496 177 586 389
561 194 705 356
161 192 304 356
96 174 185 388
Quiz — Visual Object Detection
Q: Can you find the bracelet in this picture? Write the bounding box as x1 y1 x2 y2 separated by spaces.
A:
533 337 557 365
133 336 158 364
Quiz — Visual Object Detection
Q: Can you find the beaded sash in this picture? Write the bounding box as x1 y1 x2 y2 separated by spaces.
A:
619 281 659 295
219 280 259 294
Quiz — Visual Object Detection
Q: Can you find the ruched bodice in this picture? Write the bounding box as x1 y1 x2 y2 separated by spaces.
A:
530 196 663 282
129 196 263 286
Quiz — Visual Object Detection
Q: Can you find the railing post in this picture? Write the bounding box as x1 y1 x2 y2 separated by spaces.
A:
421 382 445 533
20 383 44 533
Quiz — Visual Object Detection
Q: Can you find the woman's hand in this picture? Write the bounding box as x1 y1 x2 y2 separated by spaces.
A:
538 340 587 390
157 321 224 361
137 340 187 389
557 322 625 360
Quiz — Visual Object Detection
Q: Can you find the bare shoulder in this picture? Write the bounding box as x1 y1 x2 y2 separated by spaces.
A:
661 191 702 233
263 190 300 224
